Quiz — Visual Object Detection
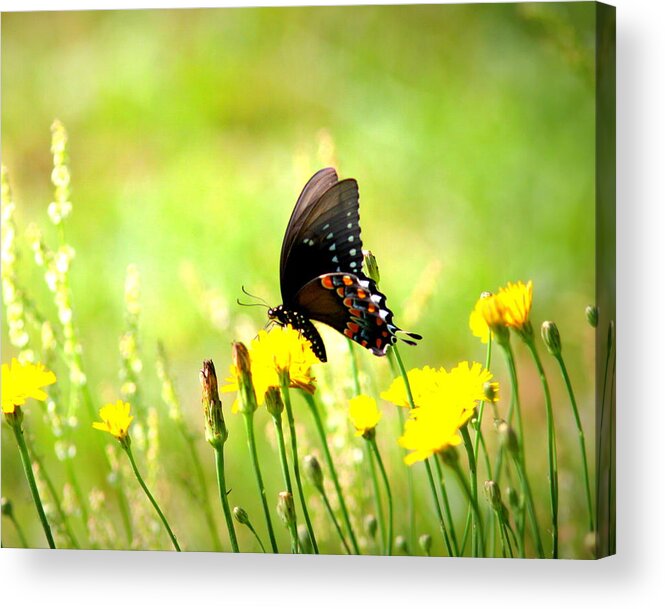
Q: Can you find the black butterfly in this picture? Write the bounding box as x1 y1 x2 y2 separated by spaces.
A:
266 168 421 363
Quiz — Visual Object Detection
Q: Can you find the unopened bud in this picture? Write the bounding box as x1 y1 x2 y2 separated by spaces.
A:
232 342 257 414
483 381 498 403
200 359 228 448
496 420 519 457
418 533 432 555
484 480 502 511
1 497 13 518
363 250 381 285
541 321 562 356
303 455 324 492
233 506 250 526
276 491 296 529
298 524 313 554
395 535 409 555
364 514 378 539
585 305 598 328
264 386 284 417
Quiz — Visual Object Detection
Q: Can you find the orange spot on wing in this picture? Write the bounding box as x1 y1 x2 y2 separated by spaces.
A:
357 289 367 299
321 276 334 289
375 338 383 348
343 275 353 286
343 297 354 308
349 308 362 318
361 340 368 348
336 287 346 297
367 304 377 313
344 328 354 339
376 318 384 326
347 322 360 333
382 331 389 337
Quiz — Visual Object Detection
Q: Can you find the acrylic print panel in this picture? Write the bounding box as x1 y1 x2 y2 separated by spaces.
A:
1 2 615 559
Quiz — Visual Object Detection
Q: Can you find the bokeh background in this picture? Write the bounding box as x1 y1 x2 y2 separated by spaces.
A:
2 3 597 557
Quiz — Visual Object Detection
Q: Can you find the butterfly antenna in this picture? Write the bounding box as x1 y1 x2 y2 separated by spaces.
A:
241 285 271 306
237 285 270 309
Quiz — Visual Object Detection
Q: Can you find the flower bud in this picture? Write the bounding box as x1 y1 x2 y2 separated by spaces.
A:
484 480 502 512
496 420 519 457
265 386 284 418
483 381 498 403
232 342 257 414
395 535 409 555
1 497 13 518
363 250 381 285
232 506 250 526
297 524 313 554
364 514 378 539
200 359 228 448
303 455 324 492
541 321 562 356
418 533 432 555
585 305 598 328
276 491 296 529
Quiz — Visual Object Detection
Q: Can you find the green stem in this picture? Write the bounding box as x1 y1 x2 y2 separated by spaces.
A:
397 405 416 550
8 513 30 548
347 339 362 396
366 441 386 551
29 441 79 548
445 453 485 553
280 381 318 554
460 425 480 556
369 435 393 556
554 353 594 533
123 443 180 551
10 420 56 548
242 413 279 553
214 447 239 552
509 451 544 558
392 343 455 556
525 338 558 559
246 521 267 552
177 424 223 551
271 413 298 551
303 392 360 554
320 488 352 554
432 453 460 556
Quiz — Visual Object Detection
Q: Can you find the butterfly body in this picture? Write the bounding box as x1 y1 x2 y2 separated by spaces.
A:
270 168 421 363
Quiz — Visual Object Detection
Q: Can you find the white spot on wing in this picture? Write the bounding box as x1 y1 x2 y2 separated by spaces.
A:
329 243 336 251
348 235 354 242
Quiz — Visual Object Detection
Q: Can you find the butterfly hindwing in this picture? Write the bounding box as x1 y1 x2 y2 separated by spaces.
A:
280 177 363 303
295 272 402 357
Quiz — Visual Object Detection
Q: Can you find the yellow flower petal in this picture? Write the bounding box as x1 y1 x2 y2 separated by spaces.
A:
349 395 382 436
93 400 134 440
497 280 533 331
2 358 56 414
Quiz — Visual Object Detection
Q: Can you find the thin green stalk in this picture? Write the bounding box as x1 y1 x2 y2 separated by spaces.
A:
271 412 299 552
445 453 485 553
554 353 594 532
280 381 318 554
242 413 279 553
7 512 30 548
303 392 360 554
392 344 455 556
347 339 362 396
525 338 558 559
509 451 544 558
320 488 352 554
366 441 386 551
10 421 56 548
397 405 416 550
177 425 223 551
123 443 180 551
29 441 79 548
432 454 460 556
460 425 480 556
369 436 393 555
246 523 267 552
214 448 239 552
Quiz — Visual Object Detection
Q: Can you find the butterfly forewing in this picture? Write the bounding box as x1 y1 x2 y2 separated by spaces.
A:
280 177 364 303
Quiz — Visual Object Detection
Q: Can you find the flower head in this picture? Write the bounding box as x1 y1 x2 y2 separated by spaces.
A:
348 395 382 438
222 326 318 410
380 365 440 408
398 396 473 465
93 400 134 441
2 358 56 414
497 280 533 335
469 292 493 344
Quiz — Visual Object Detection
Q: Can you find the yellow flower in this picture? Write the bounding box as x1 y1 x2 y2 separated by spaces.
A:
380 366 440 408
349 395 382 437
92 400 134 440
477 292 507 332
497 280 533 332
2 358 56 414
398 396 473 465
469 302 490 344
221 325 318 410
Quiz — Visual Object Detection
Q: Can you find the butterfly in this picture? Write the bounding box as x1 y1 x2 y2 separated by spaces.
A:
266 167 421 363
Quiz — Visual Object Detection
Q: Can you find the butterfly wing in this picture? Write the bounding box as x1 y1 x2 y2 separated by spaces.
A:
295 272 420 357
280 177 364 303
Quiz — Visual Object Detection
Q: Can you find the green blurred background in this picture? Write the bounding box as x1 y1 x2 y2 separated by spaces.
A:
2 3 597 557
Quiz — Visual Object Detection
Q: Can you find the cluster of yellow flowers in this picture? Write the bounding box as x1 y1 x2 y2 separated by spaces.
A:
381 362 497 465
2 358 56 414
222 325 319 410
